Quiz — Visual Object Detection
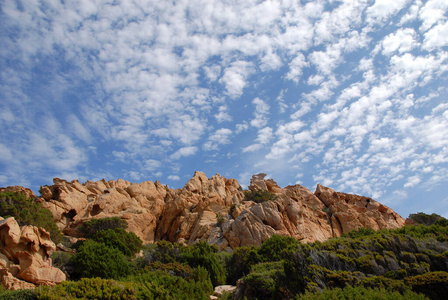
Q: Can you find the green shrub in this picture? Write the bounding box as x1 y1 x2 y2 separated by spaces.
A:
0 191 62 243
71 240 131 279
259 234 299 262
79 217 128 237
37 277 138 299
226 246 261 284
296 286 428 300
145 261 194 279
244 189 278 203
181 241 226 286
241 261 284 299
124 267 213 300
91 228 143 257
405 271 448 300
408 212 445 226
342 227 376 239
0 288 36 300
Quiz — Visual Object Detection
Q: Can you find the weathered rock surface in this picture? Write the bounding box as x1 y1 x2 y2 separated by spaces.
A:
0 217 66 290
35 172 405 249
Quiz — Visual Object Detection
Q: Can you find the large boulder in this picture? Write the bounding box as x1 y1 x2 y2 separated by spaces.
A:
0 217 65 290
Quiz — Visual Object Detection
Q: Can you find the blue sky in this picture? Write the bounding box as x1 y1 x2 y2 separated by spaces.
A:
1 0 448 218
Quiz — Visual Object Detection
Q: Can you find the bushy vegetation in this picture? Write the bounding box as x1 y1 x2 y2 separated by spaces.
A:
244 189 278 203
71 239 131 279
79 217 128 237
90 228 143 257
4 213 448 299
408 212 445 226
0 191 62 243
229 223 448 299
296 286 427 300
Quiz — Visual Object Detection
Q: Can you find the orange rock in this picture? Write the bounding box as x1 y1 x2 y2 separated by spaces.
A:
27 172 405 249
0 217 65 290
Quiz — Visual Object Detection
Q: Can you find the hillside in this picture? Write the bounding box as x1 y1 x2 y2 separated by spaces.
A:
1 174 447 299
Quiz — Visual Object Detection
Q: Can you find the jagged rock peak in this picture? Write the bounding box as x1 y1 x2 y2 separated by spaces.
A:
3 172 405 250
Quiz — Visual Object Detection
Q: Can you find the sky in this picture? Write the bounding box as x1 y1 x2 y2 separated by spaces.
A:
1 0 448 219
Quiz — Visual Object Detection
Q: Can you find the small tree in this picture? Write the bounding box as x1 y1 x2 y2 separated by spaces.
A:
71 240 131 279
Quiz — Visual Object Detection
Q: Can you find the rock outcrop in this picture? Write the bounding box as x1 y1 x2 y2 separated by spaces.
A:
0 217 66 290
36 172 405 250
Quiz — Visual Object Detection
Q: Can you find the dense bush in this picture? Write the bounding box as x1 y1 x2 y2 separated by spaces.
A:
241 262 285 299
124 267 213 299
79 217 128 237
91 228 143 257
258 234 299 262
37 277 138 299
0 288 36 300
181 241 226 286
0 191 62 243
226 246 260 284
405 271 448 300
408 212 445 226
71 240 131 279
244 189 278 203
296 286 428 300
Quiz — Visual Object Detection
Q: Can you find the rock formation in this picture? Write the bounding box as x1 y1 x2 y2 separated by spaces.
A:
0 217 66 290
36 172 405 250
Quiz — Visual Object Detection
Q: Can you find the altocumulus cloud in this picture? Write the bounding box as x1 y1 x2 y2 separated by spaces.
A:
0 0 447 218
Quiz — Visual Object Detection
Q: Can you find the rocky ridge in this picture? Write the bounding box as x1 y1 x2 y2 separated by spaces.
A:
36 172 404 250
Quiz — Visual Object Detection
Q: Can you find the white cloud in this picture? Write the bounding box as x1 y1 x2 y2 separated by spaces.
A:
381 28 419 56
219 61 254 98
214 106 232 123
366 0 411 24
419 0 448 31
404 175 421 188
423 21 448 50
242 144 262 153
170 146 198 160
145 159 162 171
285 53 308 82
203 128 232 151
250 98 270 128
168 175 180 181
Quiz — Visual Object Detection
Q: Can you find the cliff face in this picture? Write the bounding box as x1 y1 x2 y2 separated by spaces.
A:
37 172 405 250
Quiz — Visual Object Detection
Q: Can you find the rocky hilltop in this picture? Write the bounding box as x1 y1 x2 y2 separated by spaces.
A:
35 172 404 250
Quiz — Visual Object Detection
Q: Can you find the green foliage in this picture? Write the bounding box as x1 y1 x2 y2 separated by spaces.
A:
145 261 194 279
71 240 131 279
91 228 143 257
405 271 448 300
79 217 128 237
37 277 138 299
216 213 224 226
296 286 428 300
226 246 261 284
0 191 62 243
181 241 226 286
241 262 285 300
408 212 445 226
258 234 299 262
124 267 213 299
342 227 376 239
0 288 36 300
243 189 278 203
